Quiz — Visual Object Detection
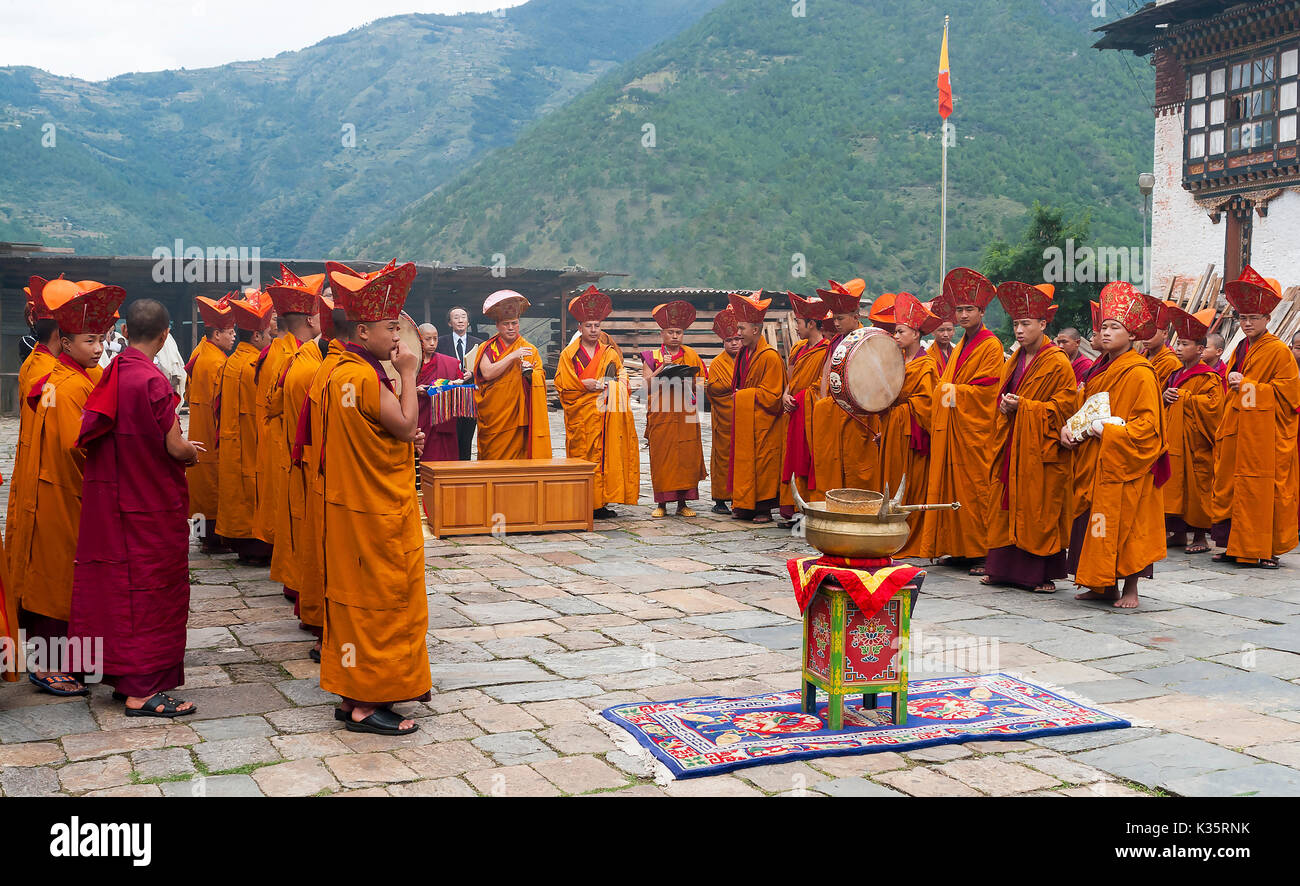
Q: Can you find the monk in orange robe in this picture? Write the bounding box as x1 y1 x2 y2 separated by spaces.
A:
266 272 324 620
293 297 342 662
1161 306 1222 555
780 293 831 519
879 293 940 557
216 294 274 564
1143 304 1181 389
706 308 741 514
253 313 293 546
1063 283 1168 609
555 286 638 518
727 292 786 523
473 290 552 460
1212 268 1300 567
185 294 235 551
812 279 882 496
926 315 955 375
6 278 65 559
982 283 1080 592
9 280 123 695
318 261 430 735
919 268 1006 570
642 300 707 517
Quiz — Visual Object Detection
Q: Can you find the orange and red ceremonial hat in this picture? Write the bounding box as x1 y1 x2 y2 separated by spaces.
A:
893 291 941 335
868 293 897 331
728 291 770 325
230 295 273 332
317 294 337 339
815 278 865 315
1165 305 1215 342
787 291 829 322
24 275 69 321
328 260 418 323
1225 264 1283 316
49 280 126 335
1098 281 1158 340
996 280 1059 323
196 292 237 330
924 297 953 323
712 306 739 340
568 285 612 323
266 264 326 315
652 300 696 331
941 267 996 311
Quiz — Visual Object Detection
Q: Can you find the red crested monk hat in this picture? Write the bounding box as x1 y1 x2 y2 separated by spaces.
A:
1224 265 1283 316
568 285 612 322
728 291 770 325
329 261 417 323
49 281 127 335
996 280 1059 323
1098 281 1158 341
652 300 696 330
266 263 327 315
815 278 865 316
712 307 739 339
893 291 941 335
788 291 829 323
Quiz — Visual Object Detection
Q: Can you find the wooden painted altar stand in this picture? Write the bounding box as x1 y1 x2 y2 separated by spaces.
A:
420 458 596 538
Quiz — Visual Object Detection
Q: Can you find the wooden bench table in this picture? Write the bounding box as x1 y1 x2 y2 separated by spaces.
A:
420 458 596 538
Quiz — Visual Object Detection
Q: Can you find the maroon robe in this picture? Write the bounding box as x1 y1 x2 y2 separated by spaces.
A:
69 347 190 697
1071 354 1094 384
417 352 464 462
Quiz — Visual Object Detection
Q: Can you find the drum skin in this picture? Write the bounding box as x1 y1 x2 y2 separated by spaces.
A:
828 326 904 414
380 311 423 394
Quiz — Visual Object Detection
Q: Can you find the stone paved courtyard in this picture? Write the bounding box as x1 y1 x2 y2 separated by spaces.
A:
2 407 1300 797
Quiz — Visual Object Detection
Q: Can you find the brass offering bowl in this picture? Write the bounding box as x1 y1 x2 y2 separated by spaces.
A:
791 478 960 559
824 489 883 515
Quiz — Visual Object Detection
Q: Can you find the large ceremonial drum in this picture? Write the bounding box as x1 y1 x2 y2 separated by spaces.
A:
827 326 904 414
381 312 423 394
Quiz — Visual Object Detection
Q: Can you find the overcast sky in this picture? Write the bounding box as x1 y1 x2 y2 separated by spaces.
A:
0 0 530 81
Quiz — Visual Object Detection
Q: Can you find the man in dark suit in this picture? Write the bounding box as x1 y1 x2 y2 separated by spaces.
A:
436 305 485 459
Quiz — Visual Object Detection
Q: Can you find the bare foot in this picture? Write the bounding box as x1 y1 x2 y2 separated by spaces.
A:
1075 586 1119 602
1114 589 1140 609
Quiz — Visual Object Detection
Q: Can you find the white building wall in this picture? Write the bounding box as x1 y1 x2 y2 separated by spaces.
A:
1250 189 1300 288
1151 109 1224 298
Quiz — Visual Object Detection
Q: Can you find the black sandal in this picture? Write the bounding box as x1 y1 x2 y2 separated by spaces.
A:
124 692 197 718
1212 552 1236 563
310 647 321 664
1257 558 1280 569
29 673 89 697
344 708 418 735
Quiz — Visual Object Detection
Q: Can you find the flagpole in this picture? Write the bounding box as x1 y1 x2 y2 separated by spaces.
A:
939 14 950 290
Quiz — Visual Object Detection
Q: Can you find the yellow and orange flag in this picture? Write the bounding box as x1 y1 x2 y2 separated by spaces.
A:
937 18 953 120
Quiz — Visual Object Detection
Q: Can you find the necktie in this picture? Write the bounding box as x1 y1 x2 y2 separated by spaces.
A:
456 337 465 368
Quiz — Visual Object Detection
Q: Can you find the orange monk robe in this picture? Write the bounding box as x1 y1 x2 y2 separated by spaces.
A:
473 335 552 460
318 349 430 704
215 341 261 540
253 332 298 543
879 352 938 556
729 340 787 511
296 340 347 635
1163 366 1223 531
269 341 323 602
1069 349 1168 587
6 345 59 553
8 355 97 625
645 345 708 501
707 350 735 501
926 341 951 376
185 339 227 526
1146 344 1181 389
918 327 1005 559
780 339 830 511
985 340 1080 573
1212 333 1300 560
555 338 639 507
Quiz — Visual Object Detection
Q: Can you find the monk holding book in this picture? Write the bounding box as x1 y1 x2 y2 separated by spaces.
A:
1063 283 1168 609
642 300 707 517
474 290 552 460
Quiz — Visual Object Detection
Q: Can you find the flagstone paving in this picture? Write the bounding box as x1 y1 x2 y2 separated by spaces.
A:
2 412 1300 797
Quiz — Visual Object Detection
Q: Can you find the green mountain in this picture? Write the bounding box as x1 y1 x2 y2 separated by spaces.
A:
352 0 1155 295
0 0 723 255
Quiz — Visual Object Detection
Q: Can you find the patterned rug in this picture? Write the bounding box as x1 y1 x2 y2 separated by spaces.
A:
600 673 1129 779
